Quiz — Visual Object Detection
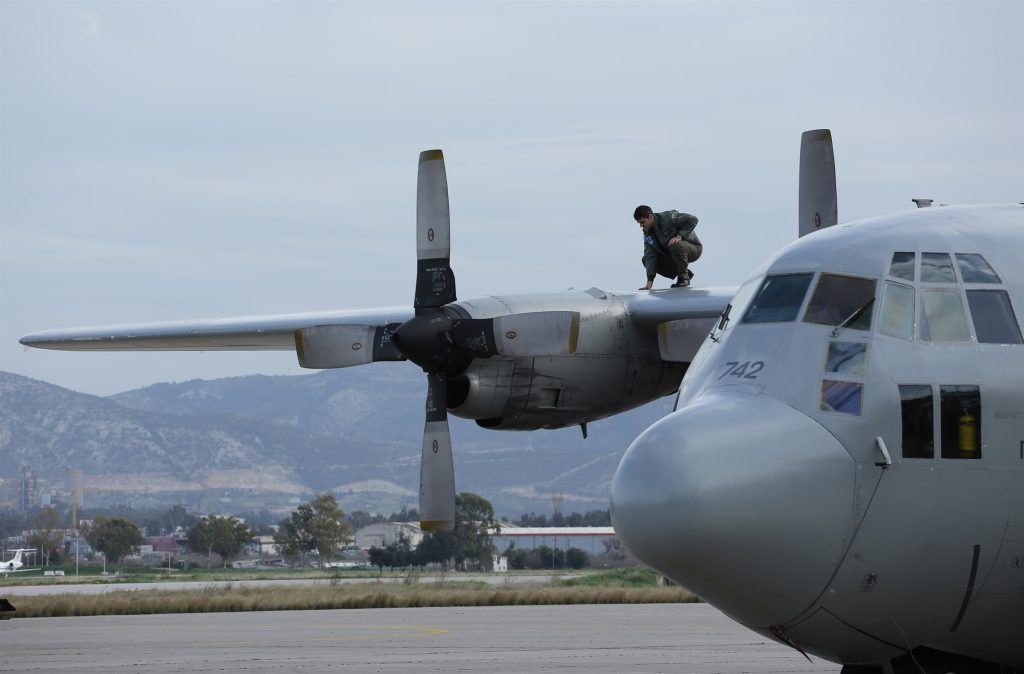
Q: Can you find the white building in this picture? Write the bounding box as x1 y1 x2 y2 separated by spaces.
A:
489 526 617 554
354 522 424 550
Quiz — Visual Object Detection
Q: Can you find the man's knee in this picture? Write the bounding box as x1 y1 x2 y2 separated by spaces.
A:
671 241 701 263
669 242 690 263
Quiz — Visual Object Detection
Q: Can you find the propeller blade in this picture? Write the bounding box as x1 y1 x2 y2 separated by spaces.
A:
419 372 455 531
415 149 456 309
294 323 403 369
451 311 581 358
798 129 838 238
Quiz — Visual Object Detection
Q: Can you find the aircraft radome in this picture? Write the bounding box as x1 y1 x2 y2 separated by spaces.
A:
20 131 1023 674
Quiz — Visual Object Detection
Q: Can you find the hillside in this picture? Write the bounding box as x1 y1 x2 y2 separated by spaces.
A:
1 369 674 515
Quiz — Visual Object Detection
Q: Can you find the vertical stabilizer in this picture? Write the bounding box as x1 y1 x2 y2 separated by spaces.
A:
799 129 838 237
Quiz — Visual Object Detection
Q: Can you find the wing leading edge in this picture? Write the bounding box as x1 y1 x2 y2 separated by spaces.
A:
18 307 413 352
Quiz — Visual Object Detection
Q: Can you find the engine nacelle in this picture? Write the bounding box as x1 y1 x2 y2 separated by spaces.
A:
445 288 685 430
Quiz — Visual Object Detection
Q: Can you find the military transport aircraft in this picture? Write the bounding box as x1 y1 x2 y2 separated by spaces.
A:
20 131 1023 673
0 549 38 575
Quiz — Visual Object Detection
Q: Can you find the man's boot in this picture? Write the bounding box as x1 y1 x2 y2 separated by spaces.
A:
671 275 690 288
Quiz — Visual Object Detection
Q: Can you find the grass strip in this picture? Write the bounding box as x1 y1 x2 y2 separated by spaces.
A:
8 581 697 618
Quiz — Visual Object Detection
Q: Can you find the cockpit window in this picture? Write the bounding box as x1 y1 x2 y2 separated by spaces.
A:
803 274 876 331
956 254 1002 284
825 341 867 375
889 252 915 281
741 273 813 324
921 253 956 283
820 380 863 416
966 290 1023 344
920 289 971 342
879 281 914 340
717 276 761 333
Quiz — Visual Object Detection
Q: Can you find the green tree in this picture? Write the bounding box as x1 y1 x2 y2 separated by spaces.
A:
187 515 253 568
414 528 455 568
28 507 64 567
346 510 381 530
84 516 143 566
416 492 499 570
566 547 590 569
308 494 352 567
368 545 388 573
504 543 529 570
167 504 199 534
388 505 419 522
274 504 316 566
274 495 352 568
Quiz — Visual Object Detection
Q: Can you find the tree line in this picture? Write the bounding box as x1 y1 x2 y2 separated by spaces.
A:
367 493 499 572
5 493 601 570
515 510 611 527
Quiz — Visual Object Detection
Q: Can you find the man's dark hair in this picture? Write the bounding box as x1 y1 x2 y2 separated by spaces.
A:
633 205 653 221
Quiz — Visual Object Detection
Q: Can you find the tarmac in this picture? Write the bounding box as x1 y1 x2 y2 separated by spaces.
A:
0 603 842 673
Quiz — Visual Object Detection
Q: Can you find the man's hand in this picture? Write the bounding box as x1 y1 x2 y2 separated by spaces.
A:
638 281 653 291
668 236 682 246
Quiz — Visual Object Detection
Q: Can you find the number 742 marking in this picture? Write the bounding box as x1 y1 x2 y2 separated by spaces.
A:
718 360 765 380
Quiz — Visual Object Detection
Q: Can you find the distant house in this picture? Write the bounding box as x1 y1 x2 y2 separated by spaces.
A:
489 526 616 554
355 522 424 550
143 535 180 554
255 535 282 556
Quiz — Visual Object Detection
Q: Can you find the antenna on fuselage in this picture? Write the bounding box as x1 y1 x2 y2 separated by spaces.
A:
798 129 838 238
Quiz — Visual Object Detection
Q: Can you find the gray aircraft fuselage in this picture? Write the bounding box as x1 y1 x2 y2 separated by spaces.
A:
612 203 1024 669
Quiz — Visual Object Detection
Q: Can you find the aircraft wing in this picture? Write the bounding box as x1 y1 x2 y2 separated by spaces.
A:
625 286 737 363
625 285 737 327
18 307 413 351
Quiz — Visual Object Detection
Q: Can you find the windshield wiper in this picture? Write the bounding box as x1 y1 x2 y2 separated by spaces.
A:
831 297 875 337
710 304 732 342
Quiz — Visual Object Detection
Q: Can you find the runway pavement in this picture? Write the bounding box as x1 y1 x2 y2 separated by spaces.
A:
0 603 841 673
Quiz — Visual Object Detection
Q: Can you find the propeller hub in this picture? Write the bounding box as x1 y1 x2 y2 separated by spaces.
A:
392 312 456 372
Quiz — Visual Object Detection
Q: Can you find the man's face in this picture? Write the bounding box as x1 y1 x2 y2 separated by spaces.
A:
636 213 655 231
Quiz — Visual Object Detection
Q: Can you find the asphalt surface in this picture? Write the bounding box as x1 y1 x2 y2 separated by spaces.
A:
0 603 841 673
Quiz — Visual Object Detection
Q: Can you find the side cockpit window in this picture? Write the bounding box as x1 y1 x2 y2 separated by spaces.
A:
803 274 876 330
899 385 934 459
741 273 813 324
898 384 981 460
716 276 761 333
966 290 1023 344
940 386 981 459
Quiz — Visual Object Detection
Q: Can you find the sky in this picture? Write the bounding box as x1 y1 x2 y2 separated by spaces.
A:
1 0 1022 397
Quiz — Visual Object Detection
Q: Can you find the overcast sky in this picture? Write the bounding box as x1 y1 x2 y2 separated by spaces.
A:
2 0 1022 397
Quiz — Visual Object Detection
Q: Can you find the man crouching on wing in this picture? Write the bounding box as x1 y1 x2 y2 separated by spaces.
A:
634 204 703 290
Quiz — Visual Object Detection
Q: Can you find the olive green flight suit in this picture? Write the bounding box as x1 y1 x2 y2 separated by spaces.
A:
642 210 703 282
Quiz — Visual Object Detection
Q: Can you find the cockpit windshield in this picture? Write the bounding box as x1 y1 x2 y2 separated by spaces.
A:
715 276 761 334
803 274 877 331
741 273 813 324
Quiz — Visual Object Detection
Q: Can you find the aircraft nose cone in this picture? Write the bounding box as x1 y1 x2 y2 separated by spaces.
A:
611 392 855 627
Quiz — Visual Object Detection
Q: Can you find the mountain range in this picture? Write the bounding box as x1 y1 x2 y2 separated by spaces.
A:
0 367 675 516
